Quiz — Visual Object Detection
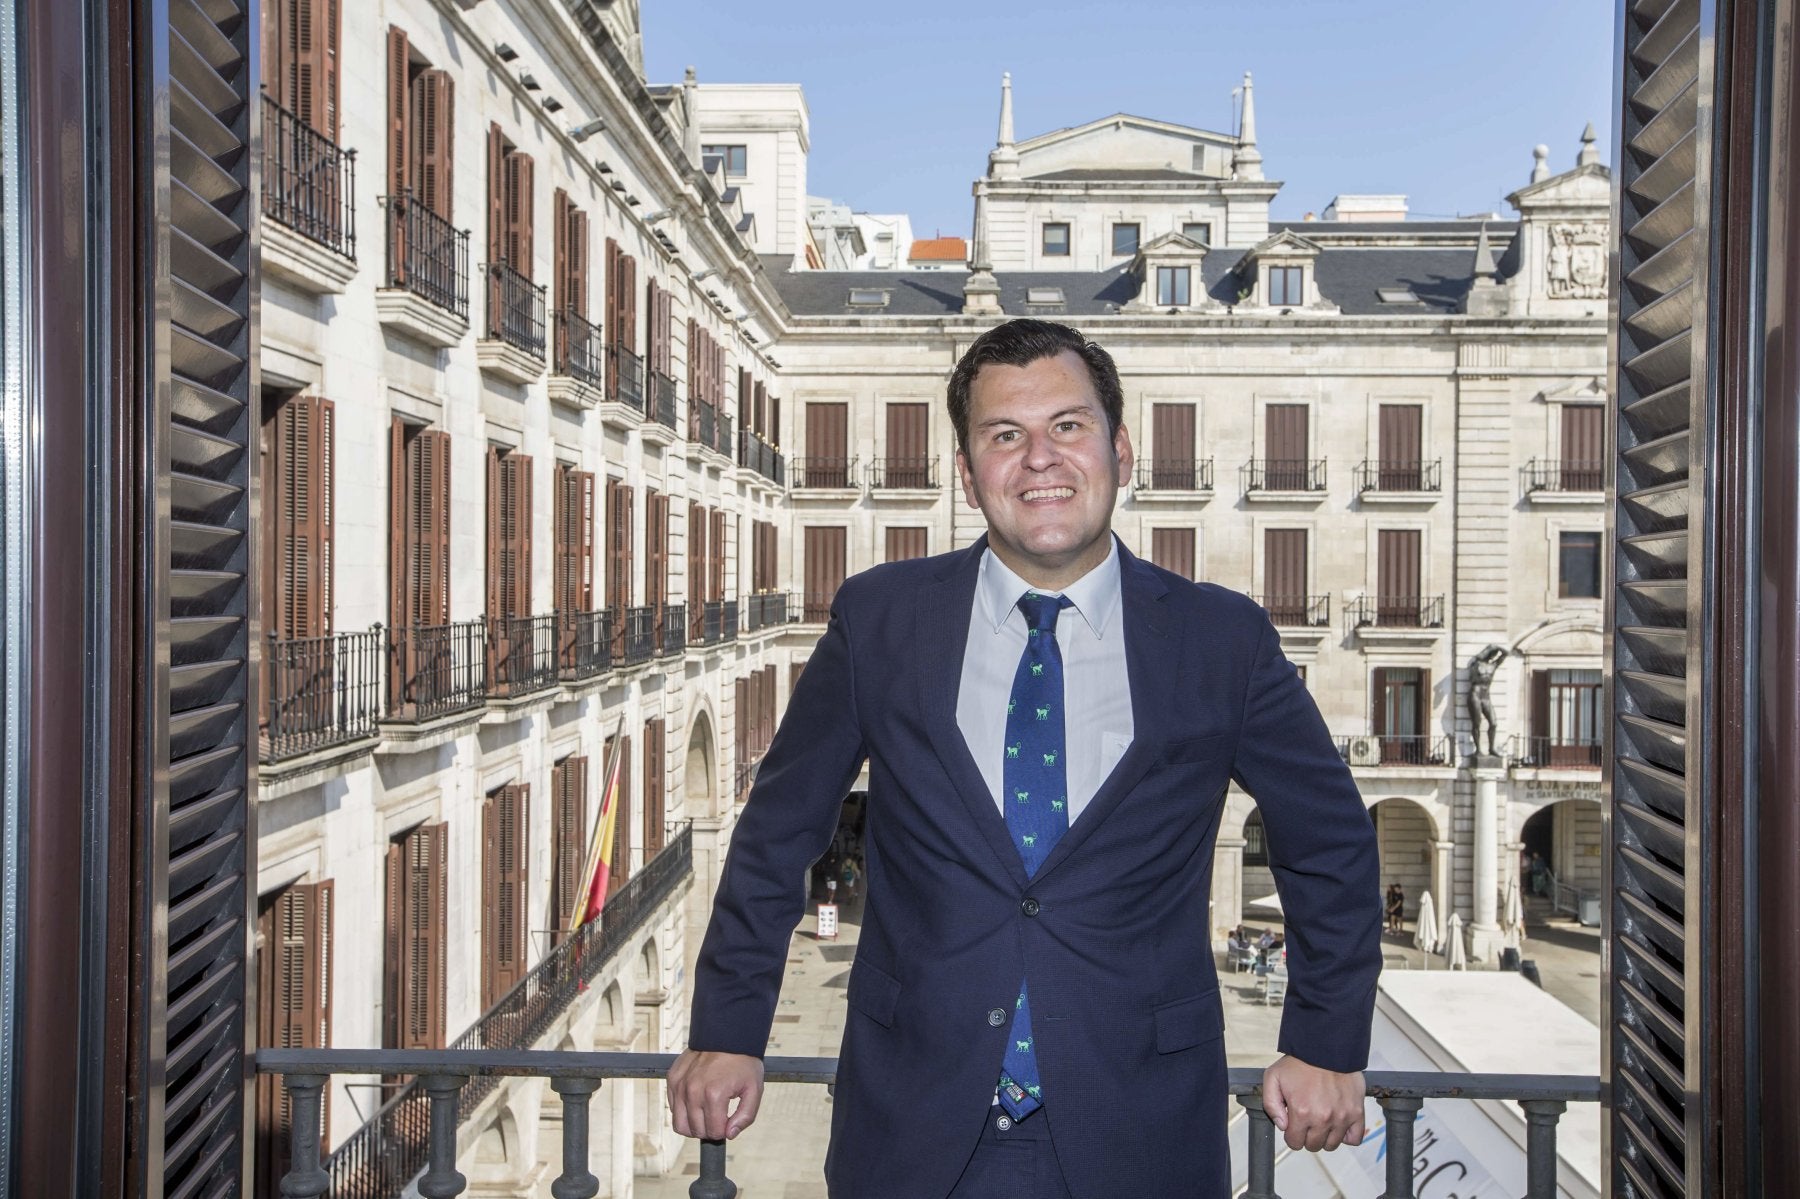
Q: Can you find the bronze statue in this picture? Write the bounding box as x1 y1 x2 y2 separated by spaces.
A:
1467 644 1509 757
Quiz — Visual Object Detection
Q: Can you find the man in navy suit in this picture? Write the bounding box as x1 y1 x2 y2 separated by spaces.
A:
669 319 1382 1197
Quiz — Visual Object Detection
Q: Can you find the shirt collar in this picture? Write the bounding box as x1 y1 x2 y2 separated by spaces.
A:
976 538 1122 640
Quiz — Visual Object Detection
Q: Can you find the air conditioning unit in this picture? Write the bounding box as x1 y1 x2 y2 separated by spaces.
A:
1347 735 1382 767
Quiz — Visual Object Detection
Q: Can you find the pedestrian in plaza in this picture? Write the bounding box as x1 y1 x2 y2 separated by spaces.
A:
1386 883 1406 934
669 319 1382 1198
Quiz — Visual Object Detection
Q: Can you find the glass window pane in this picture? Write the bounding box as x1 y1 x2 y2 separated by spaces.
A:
1112 223 1139 256
1182 221 1212 244
1559 531 1602 597
1041 223 1069 256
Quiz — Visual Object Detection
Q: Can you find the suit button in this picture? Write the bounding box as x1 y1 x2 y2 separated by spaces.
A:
995 1115 1014 1132
1020 897 1041 917
988 1008 1007 1026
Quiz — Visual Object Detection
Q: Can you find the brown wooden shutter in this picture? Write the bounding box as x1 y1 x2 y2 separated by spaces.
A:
486 123 507 264
738 368 752 429
805 402 848 486
551 757 588 937
886 402 929 485
885 526 928 562
1263 528 1308 622
710 509 726 601
486 447 503 619
553 466 594 613
263 0 289 119
412 70 453 220
505 152 534 274
270 396 335 640
644 490 667 613
389 418 405 631
385 26 409 198
1152 404 1197 477
689 502 706 615
1531 669 1552 745
552 189 569 314
803 526 846 622
1561 405 1605 489
578 471 594 610
771 395 782 446
753 380 766 437
1265 403 1309 488
423 431 451 626
255 878 336 1189
511 454 532 616
399 425 451 630
1150 528 1196 580
388 822 447 1050
1377 529 1421 618
790 661 807 694
1414 669 1431 738
569 210 588 319
609 736 632 893
603 238 621 393
422 822 448 1047
482 784 530 1007
624 255 639 354
644 719 666 857
605 478 634 615
1379 404 1422 468
1372 668 1391 738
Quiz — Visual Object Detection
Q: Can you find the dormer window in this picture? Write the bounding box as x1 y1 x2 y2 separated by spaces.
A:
1042 223 1070 256
1377 286 1421 304
1156 267 1191 306
847 288 890 308
1237 230 1336 314
1112 223 1141 257
1026 287 1065 305
1182 221 1213 245
1268 266 1305 306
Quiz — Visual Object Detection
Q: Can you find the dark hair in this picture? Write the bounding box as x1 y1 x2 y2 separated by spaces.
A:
945 318 1124 455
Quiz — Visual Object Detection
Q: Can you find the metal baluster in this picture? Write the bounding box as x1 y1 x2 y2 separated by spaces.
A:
1520 1099 1567 1199
549 1076 602 1199
1377 1095 1423 1199
688 1138 738 1199
1236 1093 1281 1199
416 1073 469 1198
277 1073 330 1199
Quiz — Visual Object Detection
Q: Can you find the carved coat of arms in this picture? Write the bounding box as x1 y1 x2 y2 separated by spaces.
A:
1546 223 1607 299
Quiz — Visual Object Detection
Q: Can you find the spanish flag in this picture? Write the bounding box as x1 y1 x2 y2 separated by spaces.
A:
568 721 627 933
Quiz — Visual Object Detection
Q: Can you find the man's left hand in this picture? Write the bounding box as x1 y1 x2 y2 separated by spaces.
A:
1260 1054 1366 1152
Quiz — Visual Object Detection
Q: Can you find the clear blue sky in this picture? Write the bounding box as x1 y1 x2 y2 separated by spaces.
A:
642 1 1616 241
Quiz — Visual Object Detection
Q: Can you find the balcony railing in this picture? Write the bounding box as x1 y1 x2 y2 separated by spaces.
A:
261 629 383 762
482 262 546 359
1354 458 1442 493
694 599 728 646
1251 594 1330 628
803 590 838 624
716 410 735 457
650 371 678 429
1525 458 1605 493
261 92 356 260
743 591 790 631
621 605 656 665
1136 457 1215 491
793 455 856 489
869 455 939 489
738 429 785 485
258 1052 1596 1199
386 620 487 722
609 346 645 411
486 613 558 698
279 826 692 1199
381 190 469 318
659 603 687 656
1349 595 1446 628
1509 735 1604 770
691 397 717 447
1337 733 1455 767
557 609 612 683
1242 458 1327 492
553 308 604 386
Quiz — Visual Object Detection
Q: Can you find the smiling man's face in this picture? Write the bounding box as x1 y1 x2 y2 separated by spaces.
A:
955 349 1133 590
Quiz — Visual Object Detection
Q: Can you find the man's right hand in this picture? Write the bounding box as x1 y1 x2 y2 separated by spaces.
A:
667 1050 765 1140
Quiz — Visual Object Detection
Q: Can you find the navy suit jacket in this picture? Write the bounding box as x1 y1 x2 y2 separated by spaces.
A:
690 537 1382 1198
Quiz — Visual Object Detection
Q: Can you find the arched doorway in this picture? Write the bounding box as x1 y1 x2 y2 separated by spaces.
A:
1238 809 1275 927
1369 797 1441 931
1518 798 1603 922
685 709 716 815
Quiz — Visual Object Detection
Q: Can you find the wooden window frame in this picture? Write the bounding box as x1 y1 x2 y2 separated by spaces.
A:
1041 222 1071 257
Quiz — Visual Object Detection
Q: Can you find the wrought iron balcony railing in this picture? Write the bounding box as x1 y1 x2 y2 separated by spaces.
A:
381 190 469 319
716 410 735 458
1136 457 1215 491
659 603 687 656
1524 458 1605 493
738 429 785 485
803 590 837 624
694 599 728 646
482 261 546 359
650 371 678 429
1509 735 1604 770
1250 594 1330 628
556 609 612 683
1349 595 1446 629
1336 733 1455 767
734 756 758 799
257 1050 1596 1199
270 827 692 1199
261 92 356 260
553 308 604 386
722 599 739 641
621 605 656 665
609 346 645 411
386 620 487 722
691 397 717 447
261 628 383 763
486 613 558 698
793 456 858 489
1354 458 1442 493
1242 458 1327 492
743 591 790 632
869 455 939 489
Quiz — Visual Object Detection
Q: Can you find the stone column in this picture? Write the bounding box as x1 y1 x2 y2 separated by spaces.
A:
1213 836 1246 939
1470 761 1505 961
1432 840 1455 919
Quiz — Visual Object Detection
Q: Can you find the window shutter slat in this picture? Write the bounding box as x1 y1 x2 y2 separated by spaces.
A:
486 446 503 620
486 124 505 264
385 26 408 198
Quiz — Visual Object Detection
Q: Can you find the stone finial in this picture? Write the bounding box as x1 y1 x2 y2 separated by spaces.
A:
1577 122 1600 167
1531 143 1550 183
1232 71 1264 181
1473 223 1498 281
682 66 702 169
1465 222 1511 316
988 72 1020 180
963 181 1003 314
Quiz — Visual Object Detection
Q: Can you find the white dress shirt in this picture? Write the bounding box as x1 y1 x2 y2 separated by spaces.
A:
955 541 1135 823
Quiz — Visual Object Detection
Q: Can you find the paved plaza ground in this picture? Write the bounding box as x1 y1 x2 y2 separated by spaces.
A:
636 897 1601 1196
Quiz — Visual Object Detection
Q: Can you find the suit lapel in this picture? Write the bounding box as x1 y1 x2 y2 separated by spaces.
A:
916 538 1031 890
1033 544 1181 884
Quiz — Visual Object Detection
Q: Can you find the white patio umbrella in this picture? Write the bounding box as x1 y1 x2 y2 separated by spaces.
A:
1502 876 1526 949
1413 891 1441 965
1445 912 1468 970
1246 892 1284 914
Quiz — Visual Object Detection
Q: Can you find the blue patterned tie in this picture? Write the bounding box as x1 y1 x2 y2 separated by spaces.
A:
997 591 1073 1120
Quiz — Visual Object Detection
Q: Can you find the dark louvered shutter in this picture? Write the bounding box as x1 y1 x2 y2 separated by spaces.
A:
553 189 569 314
622 254 639 356
1371 668 1391 739
886 402 929 486
1263 529 1308 624
885 527 928 562
1531 669 1551 749
482 784 530 1007
604 238 621 394
551 757 588 938
1150 528 1196 580
255 879 334 1193
739 368 752 431
804 526 847 622
805 403 848 486
689 502 707 620
510 454 532 616
486 123 506 265
413 70 453 221
569 209 589 319
388 822 447 1051
486 447 503 620
1561 404 1605 490
1152 403 1196 487
610 737 632 893
710 510 727 601
1376 529 1420 624
505 152 534 275
553 465 593 614
645 490 668 614
644 719 666 857
1265 403 1309 489
1378 404 1423 490
268 395 334 640
386 27 409 200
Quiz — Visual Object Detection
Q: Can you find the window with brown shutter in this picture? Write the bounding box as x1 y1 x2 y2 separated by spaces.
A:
255 879 334 1194
481 784 530 1008
262 394 335 642
884 403 930 487
552 464 594 614
621 254 638 355
733 676 748 777
804 403 850 487
688 502 707 634
709 510 727 602
389 418 452 633
763 665 778 748
550 756 588 939
1263 529 1308 625
552 190 588 317
1374 668 1430 763
604 238 622 394
885 526 928 562
1264 403 1310 490
738 368 752 431
608 736 632 893
770 394 782 446
803 526 847 622
1151 404 1197 488
604 478 633 655
1376 529 1422 625
1377 404 1424 490
385 822 447 1051
753 380 767 437
1149 528 1196 580
645 490 669 615
411 69 453 220
1560 404 1605 490
263 0 341 139
484 447 532 621
386 27 410 199
643 719 666 857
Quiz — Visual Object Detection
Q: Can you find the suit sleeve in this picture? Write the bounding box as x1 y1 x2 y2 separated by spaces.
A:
1230 615 1382 1074
687 589 868 1057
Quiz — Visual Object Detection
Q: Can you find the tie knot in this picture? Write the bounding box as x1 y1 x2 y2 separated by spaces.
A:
1017 591 1072 635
